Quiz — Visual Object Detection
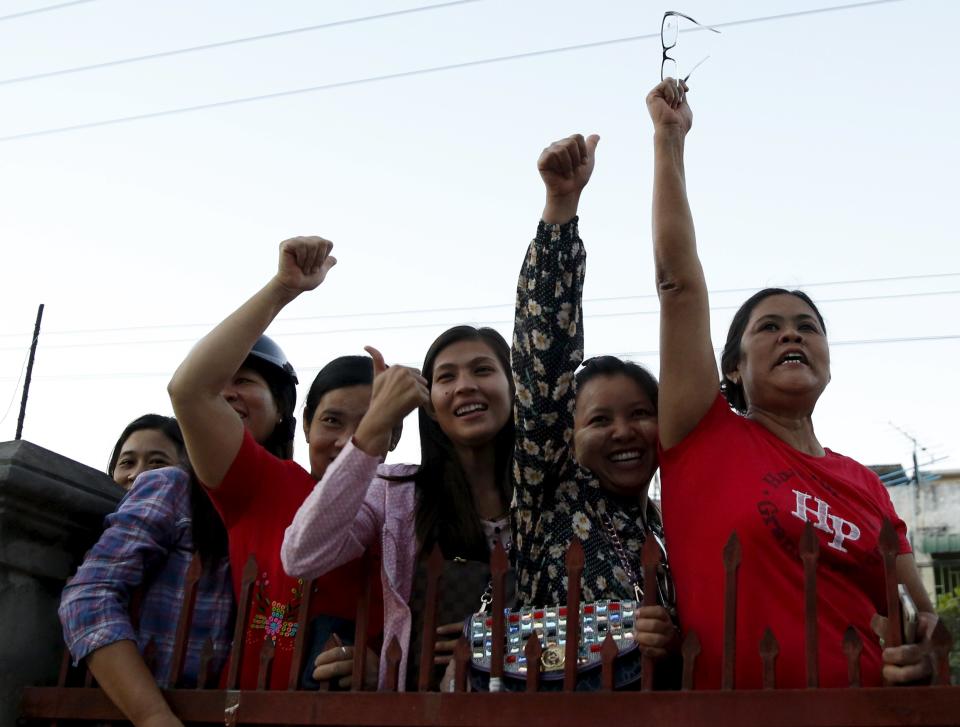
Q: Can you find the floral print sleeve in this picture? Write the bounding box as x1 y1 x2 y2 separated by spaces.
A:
511 218 585 604
512 217 584 487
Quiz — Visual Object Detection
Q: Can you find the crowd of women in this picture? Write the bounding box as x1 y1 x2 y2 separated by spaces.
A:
56 80 938 725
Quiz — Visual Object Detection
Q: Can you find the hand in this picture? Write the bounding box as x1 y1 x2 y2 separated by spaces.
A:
275 236 337 294
632 605 679 660
312 643 380 690
538 133 599 223
433 622 464 665
352 346 429 456
871 611 938 684
646 79 692 137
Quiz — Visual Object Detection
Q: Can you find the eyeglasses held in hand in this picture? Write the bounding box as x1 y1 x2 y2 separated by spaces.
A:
661 10 720 84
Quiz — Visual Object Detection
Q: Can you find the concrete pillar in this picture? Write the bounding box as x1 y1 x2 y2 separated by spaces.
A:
0 439 120 727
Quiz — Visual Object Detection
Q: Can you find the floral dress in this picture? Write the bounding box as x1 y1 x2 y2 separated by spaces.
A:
511 218 672 609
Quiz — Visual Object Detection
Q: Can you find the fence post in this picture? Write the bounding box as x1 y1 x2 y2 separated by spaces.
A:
721 532 741 690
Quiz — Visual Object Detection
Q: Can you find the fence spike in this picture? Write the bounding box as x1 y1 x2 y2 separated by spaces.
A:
453 636 471 693
384 636 404 692
930 619 954 686
256 639 275 690
196 637 215 690
640 534 661 691
601 632 618 692
169 552 202 688
877 519 903 660
350 550 374 692
800 521 820 688
842 626 862 688
681 630 701 690
721 531 741 690
417 544 445 692
225 555 258 689
564 539 585 692
759 627 779 690
524 632 542 693
288 578 316 690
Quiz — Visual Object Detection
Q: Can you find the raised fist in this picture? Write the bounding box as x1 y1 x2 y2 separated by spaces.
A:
646 79 692 136
276 236 337 293
538 133 600 201
353 347 430 456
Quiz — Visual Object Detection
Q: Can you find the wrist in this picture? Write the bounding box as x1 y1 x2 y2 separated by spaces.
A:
353 418 392 457
542 192 581 225
654 129 686 149
265 277 302 307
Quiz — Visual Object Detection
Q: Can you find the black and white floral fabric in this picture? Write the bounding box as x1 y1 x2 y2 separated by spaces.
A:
511 218 669 608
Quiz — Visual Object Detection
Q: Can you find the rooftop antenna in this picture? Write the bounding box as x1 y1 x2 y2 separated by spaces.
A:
15 304 45 440
888 421 931 549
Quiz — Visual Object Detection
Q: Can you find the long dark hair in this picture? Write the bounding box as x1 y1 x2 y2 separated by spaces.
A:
109 414 228 564
413 326 515 561
720 288 827 414
107 414 184 477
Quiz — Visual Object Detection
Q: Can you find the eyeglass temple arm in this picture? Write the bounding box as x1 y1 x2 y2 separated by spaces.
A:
664 10 722 34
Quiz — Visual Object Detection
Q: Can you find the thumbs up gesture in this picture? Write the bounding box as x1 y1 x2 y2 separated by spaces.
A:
352 347 430 456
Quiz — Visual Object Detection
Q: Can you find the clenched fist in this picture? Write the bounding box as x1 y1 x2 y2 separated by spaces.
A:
538 133 600 224
276 236 337 294
646 79 692 137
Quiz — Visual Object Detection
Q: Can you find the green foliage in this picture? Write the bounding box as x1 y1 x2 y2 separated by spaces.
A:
936 586 960 685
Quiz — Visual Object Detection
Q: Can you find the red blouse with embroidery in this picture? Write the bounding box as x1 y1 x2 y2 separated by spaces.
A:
210 429 383 689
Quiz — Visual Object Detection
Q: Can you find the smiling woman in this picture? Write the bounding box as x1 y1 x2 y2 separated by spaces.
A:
282 325 516 692
509 133 679 689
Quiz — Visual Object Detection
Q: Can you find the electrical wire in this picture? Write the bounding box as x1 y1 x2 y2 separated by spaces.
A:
0 0 904 144
1 287 957 352
3 332 958 383
0 0 99 23
0 0 481 87
1 270 955 339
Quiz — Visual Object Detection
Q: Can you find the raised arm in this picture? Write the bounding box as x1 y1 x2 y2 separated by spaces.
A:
647 80 718 449
168 237 336 487
513 134 598 486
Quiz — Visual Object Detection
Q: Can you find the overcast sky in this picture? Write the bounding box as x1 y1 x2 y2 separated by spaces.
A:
1 0 957 484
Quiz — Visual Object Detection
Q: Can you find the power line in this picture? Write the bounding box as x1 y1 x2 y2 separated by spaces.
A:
1 270 955 339
0 0 904 144
0 0 481 88
0 0 99 23
1 287 957 352
4 331 958 383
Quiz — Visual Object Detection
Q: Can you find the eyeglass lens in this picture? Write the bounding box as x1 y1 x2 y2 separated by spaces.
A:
661 57 678 82
662 14 679 49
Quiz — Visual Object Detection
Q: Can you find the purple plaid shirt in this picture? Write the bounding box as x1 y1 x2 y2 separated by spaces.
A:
59 466 234 687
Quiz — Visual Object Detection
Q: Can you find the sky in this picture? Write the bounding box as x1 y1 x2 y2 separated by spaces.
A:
1 0 957 483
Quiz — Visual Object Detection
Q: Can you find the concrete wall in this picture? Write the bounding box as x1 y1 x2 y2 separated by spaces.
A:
0 439 120 727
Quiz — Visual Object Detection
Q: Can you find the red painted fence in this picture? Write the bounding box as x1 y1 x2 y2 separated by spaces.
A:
19 521 959 726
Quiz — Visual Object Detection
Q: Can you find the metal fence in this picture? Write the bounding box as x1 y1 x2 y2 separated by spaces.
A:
20 520 960 726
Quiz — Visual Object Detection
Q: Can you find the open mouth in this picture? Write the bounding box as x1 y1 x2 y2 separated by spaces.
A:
455 402 488 417
776 351 808 367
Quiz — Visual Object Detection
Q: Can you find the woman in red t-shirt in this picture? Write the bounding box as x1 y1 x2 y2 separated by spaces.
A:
169 236 383 692
646 78 936 689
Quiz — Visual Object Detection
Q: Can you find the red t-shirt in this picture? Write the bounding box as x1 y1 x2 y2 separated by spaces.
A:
660 395 910 689
210 430 383 689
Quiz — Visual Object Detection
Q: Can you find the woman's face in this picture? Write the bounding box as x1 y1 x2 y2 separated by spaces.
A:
730 294 830 414
221 365 281 445
303 383 372 480
573 373 658 498
112 428 182 489
430 339 512 449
